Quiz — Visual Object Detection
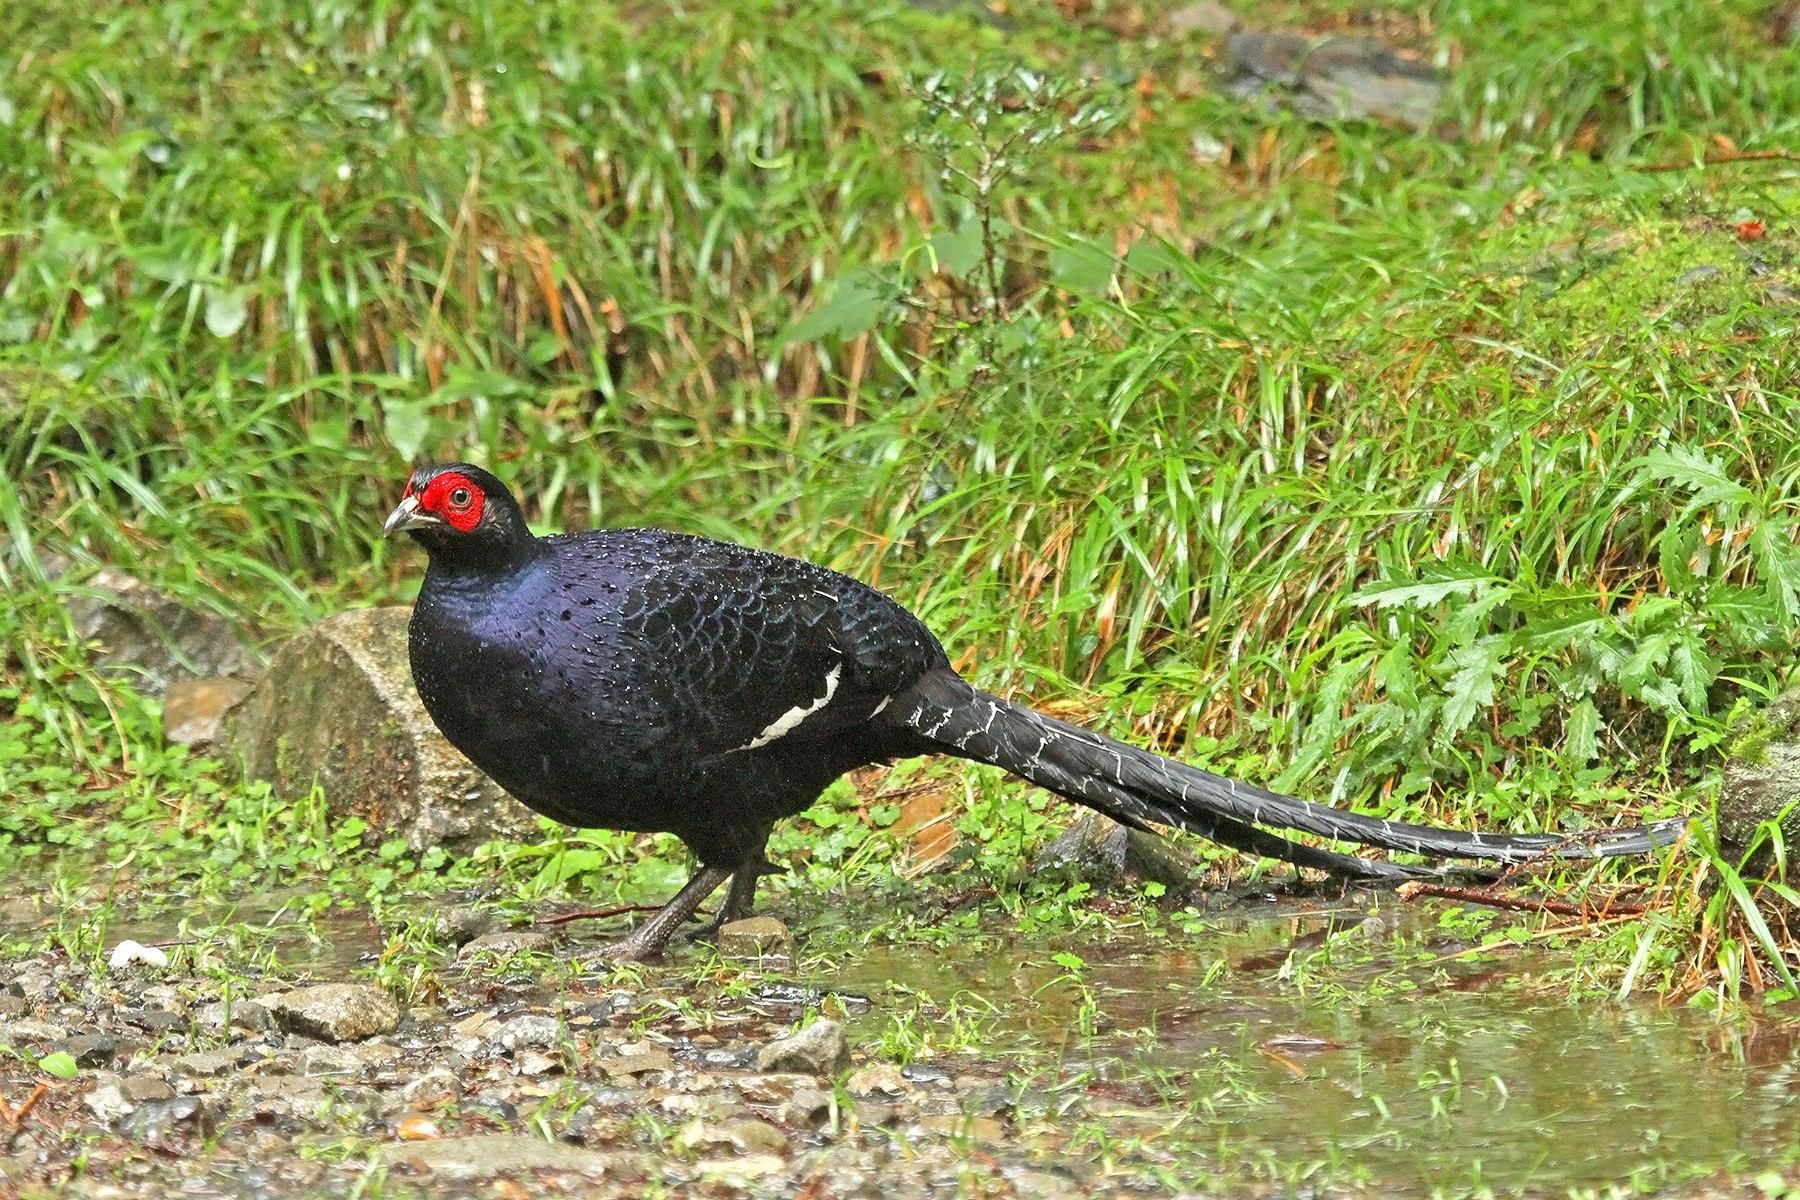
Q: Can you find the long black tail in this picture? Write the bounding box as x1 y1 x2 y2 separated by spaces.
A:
897 671 1689 876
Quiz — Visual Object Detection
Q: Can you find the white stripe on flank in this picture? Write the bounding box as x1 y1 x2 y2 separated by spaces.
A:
734 664 842 750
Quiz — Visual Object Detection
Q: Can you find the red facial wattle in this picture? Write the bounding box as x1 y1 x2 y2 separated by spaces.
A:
420 472 485 532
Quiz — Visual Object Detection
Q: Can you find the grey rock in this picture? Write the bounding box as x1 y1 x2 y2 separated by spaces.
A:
1676 265 1724 286
399 1069 461 1107
267 983 400 1043
165 1048 244 1077
737 1073 815 1104
715 917 793 960
219 607 541 853
84 1076 135 1123
1165 0 1238 36
1721 689 1800 877
675 1117 788 1155
497 1015 564 1052
755 1019 850 1077
120 1076 176 1103
846 1063 910 1099
597 1049 675 1078
162 676 254 748
1034 810 1196 894
780 1087 833 1128
0 1018 68 1043
194 998 271 1034
381 1134 632 1180
1225 31 1441 130
458 930 554 961
57 1034 121 1068
429 905 497 946
299 1042 400 1076
67 569 257 698
119 1095 211 1142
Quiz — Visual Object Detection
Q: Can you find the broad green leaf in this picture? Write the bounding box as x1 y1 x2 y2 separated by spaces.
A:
1749 522 1800 623
783 276 885 345
925 224 984 278
382 399 433 461
1048 241 1116 296
39 1051 78 1079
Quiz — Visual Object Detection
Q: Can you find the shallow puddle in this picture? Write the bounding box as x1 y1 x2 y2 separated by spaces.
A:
810 894 1797 1195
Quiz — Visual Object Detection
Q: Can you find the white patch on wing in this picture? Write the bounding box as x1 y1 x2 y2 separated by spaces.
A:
869 696 891 717
734 664 842 750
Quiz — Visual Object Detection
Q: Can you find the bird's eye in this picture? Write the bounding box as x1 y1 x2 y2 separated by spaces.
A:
449 487 471 508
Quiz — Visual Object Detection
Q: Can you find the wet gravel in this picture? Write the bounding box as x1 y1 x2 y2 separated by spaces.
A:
0 933 1118 1199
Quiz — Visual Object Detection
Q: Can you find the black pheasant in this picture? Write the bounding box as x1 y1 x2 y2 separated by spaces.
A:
385 463 1684 959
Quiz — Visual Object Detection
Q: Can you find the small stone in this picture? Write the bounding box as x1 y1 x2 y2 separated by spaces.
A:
780 1087 833 1128
108 941 169 972
1676 265 1724 286
400 1069 461 1107
1 1018 68 1043
120 1077 176 1104
382 1134 630 1180
194 998 271 1034
84 1078 135 1123
716 917 793 959
497 1015 563 1052
598 1050 675 1078
57 1034 121 1068
162 677 254 748
515 1050 560 1077
845 1063 909 1099
1165 0 1238 35
430 906 497 947
676 1118 788 1155
458 930 554 962
268 983 400 1043
299 1043 400 1076
166 1049 243 1077
736 1073 814 1105
755 1020 850 1077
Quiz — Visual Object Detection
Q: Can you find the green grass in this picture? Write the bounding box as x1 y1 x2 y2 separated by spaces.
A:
3 0 1800 996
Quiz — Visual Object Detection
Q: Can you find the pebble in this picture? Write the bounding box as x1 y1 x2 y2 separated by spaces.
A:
755 1019 851 1077
716 917 793 959
268 983 401 1043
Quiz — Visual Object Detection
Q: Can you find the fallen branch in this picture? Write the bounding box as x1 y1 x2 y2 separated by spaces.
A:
536 903 669 927
1634 149 1798 173
1398 880 1647 919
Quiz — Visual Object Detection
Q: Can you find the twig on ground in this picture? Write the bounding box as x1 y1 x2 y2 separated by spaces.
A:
536 903 670 927
1397 880 1647 919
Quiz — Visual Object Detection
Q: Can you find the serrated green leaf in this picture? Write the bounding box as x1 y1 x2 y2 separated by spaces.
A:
1437 633 1510 743
1564 698 1601 764
1749 522 1800 623
1353 573 1492 610
1631 445 1754 510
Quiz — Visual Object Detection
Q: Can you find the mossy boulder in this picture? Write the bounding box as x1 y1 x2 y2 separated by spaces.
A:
220 607 541 853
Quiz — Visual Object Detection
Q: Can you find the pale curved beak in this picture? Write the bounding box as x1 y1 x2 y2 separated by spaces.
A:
382 494 443 537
